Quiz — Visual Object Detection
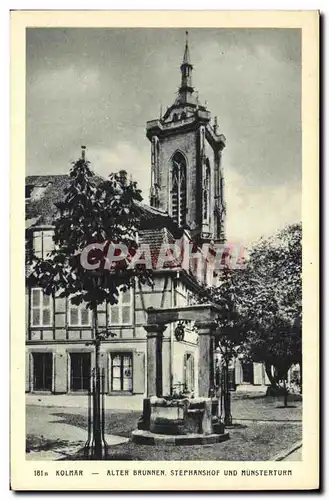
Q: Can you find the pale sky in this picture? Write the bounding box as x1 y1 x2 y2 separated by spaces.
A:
26 28 301 247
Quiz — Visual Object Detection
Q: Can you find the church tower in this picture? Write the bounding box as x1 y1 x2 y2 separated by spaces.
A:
147 32 226 244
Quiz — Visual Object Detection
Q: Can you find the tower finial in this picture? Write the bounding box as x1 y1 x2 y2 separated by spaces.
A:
81 145 86 160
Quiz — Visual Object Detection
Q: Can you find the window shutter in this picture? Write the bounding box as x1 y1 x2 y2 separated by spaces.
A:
81 308 90 326
108 353 112 392
235 360 242 385
32 288 41 307
183 353 187 388
253 363 263 385
43 232 54 257
70 307 79 326
54 353 67 393
25 351 30 392
132 351 145 394
33 232 42 258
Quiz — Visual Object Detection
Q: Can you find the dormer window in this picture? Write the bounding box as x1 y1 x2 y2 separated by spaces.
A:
26 182 52 201
173 113 178 122
31 186 47 200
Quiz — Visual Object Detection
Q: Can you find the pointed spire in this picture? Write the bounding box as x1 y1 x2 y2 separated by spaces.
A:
183 31 191 65
178 30 194 103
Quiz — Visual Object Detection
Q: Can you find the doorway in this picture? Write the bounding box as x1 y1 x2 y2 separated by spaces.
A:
242 362 254 384
33 352 53 391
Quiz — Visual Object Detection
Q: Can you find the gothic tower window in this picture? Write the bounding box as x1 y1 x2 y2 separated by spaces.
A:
220 174 224 204
203 159 210 223
171 152 187 227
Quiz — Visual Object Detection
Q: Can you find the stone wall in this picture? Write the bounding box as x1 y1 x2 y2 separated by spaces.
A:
158 130 199 230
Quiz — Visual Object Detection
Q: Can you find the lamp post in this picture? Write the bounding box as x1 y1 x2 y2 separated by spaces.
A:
222 357 232 426
219 341 232 427
93 307 102 459
84 276 108 460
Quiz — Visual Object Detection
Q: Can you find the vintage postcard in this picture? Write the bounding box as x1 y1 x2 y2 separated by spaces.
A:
10 10 319 491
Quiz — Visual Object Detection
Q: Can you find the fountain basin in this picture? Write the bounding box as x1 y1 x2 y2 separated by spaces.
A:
135 396 227 440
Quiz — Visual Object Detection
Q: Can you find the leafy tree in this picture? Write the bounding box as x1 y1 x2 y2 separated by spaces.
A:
28 149 153 456
240 223 302 405
201 223 301 411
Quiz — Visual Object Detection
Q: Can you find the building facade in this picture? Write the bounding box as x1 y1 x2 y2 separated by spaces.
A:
25 174 201 395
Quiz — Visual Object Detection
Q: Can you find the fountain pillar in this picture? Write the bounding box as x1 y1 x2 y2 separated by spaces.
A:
195 321 216 398
144 324 166 397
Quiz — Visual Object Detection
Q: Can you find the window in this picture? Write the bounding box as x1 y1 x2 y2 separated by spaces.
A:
29 185 49 201
68 301 91 326
172 113 178 122
203 160 210 222
31 288 53 327
70 353 91 392
220 175 224 203
108 288 133 325
32 230 54 259
111 353 132 392
33 353 52 391
171 152 187 227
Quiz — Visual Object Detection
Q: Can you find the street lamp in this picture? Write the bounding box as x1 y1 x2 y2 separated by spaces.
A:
217 339 232 427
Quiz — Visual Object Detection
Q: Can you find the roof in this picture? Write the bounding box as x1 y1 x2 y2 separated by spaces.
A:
25 174 182 237
25 174 204 289
138 227 182 269
26 175 69 226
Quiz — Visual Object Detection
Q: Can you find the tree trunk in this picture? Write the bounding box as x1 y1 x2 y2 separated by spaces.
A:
299 358 302 394
93 305 102 459
223 359 232 426
265 362 279 388
283 378 288 407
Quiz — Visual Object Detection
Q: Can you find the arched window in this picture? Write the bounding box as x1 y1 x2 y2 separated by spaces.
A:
173 113 178 122
220 174 224 201
171 152 187 227
203 159 210 222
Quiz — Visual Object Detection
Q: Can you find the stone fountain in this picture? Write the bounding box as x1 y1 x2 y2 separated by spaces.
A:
132 305 230 445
